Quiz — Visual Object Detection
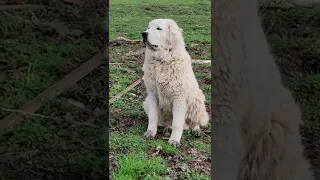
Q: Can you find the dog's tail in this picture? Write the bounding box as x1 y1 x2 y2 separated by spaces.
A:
187 89 209 127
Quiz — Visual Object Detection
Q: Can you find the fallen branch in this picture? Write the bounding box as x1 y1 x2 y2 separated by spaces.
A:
110 37 212 64
192 59 211 64
109 37 141 43
109 78 142 103
2 108 55 120
0 4 45 10
108 37 211 102
109 37 142 45
0 52 104 138
2 109 99 128
108 58 211 103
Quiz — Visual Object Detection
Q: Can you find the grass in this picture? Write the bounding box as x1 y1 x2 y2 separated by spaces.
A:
0 0 107 179
109 0 211 44
111 154 168 180
109 0 211 179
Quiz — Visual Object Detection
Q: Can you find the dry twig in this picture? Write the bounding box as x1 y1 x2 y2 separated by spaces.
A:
0 53 104 138
192 59 211 64
109 37 141 43
109 79 142 103
2 108 99 128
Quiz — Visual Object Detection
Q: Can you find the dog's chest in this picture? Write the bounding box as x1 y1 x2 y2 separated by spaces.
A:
143 61 185 99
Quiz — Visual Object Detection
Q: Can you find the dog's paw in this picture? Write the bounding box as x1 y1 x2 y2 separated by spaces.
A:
163 126 172 137
191 125 201 137
144 130 156 140
191 129 202 137
168 139 181 148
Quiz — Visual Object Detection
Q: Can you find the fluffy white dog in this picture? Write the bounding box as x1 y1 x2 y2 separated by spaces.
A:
141 19 209 147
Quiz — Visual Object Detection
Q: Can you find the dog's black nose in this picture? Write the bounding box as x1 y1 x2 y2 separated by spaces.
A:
142 32 148 39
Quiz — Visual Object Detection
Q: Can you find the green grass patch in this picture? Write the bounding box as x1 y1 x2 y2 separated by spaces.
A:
111 153 168 180
110 0 211 44
191 141 210 156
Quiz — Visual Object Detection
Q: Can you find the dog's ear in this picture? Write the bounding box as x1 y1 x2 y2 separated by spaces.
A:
168 24 172 46
167 19 182 49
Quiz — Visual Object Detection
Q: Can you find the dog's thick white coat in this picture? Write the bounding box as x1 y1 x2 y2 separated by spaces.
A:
142 19 209 146
212 0 315 179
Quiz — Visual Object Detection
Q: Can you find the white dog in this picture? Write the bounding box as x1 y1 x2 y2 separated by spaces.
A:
141 19 209 147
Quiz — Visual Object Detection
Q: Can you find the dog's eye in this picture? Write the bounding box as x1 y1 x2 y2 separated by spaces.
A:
157 27 162 30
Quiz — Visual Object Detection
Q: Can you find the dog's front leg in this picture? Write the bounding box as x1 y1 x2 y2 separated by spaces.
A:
144 94 159 139
168 99 187 147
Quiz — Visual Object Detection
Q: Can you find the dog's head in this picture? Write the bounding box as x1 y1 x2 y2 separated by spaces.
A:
141 19 185 52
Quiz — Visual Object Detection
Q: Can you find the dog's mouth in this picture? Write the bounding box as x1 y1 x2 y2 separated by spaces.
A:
143 39 158 50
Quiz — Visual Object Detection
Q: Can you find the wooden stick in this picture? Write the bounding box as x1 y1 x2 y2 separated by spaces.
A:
0 52 104 138
192 59 211 64
108 58 211 103
109 37 211 63
2 108 99 128
109 37 141 43
2 108 55 120
109 79 142 103
108 37 210 103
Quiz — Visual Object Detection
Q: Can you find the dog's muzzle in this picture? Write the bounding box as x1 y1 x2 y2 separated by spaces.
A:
142 32 149 46
142 32 148 39
141 31 148 46
141 31 158 49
